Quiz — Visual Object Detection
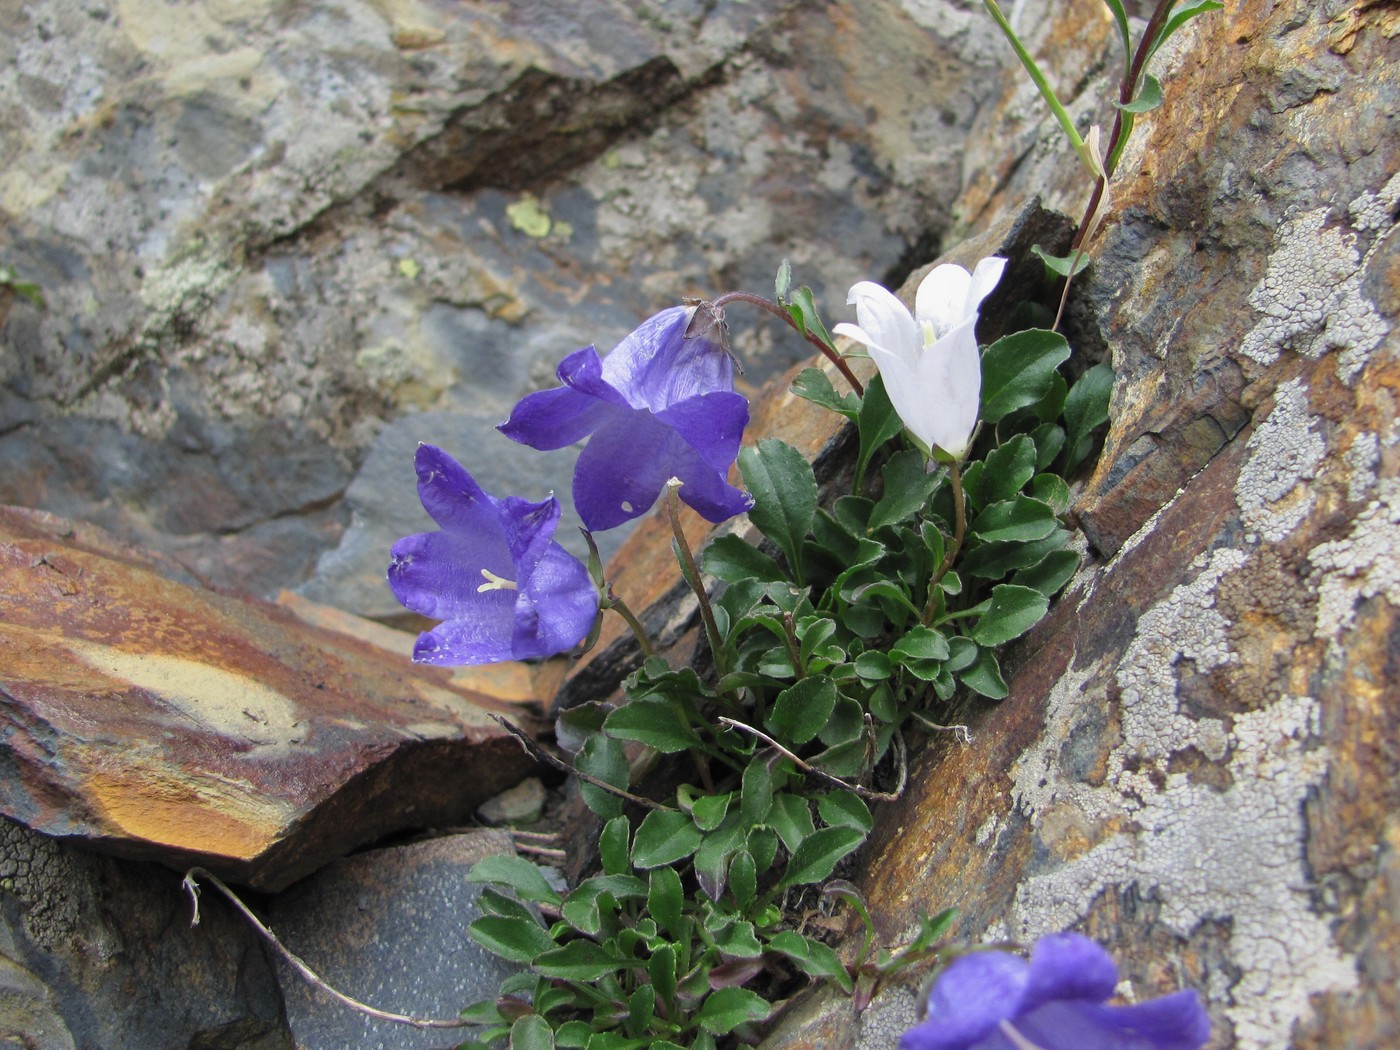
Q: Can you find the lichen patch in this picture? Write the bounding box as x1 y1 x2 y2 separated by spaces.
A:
1237 177 1393 379
1007 548 1356 1049
1309 476 1400 638
1235 379 1325 543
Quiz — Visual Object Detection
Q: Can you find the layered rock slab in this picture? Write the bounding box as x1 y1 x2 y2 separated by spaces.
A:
0 506 541 891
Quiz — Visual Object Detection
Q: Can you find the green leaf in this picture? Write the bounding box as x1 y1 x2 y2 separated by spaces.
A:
739 439 818 580
972 435 1037 506
1031 422 1066 471
696 987 771 1034
1030 243 1092 279
469 915 557 963
855 373 906 487
1101 0 1132 66
766 931 853 993
767 676 838 746
779 825 866 889
961 647 1009 699
554 1021 595 1048
560 875 647 936
853 650 893 680
627 985 655 1036
792 366 859 419
694 813 745 901
1148 0 1224 63
970 584 1051 646
729 849 758 909
701 534 787 584
632 810 703 868
649 942 678 1005
960 528 1072 579
1012 548 1081 597
1029 473 1071 516
511 1014 555 1050
468 855 562 907
1114 73 1163 113
604 699 699 754
741 755 775 826
968 497 1058 543
817 790 873 833
868 450 940 531
600 816 631 876
1063 362 1113 471
774 259 792 303
534 940 626 982
747 825 779 872
577 734 628 819
768 793 816 853
712 919 764 958
891 624 950 662
788 285 837 349
819 694 865 747
980 329 1071 423
648 866 685 936
692 792 733 832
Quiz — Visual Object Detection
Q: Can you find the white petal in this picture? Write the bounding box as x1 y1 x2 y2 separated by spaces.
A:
844 282 921 367
867 343 938 451
914 264 973 341
964 256 1008 317
918 319 982 457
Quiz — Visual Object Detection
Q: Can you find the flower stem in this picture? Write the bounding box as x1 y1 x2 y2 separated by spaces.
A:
980 0 1094 177
711 290 865 396
663 481 728 679
607 595 655 658
922 460 966 627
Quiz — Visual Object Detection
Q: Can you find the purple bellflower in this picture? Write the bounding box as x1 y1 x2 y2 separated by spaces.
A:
901 933 1209 1050
498 305 753 532
387 444 600 666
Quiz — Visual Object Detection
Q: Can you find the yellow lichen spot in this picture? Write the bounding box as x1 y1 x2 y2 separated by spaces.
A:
506 195 552 238
397 257 421 279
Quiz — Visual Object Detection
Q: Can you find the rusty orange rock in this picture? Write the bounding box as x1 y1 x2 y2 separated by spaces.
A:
0 505 541 890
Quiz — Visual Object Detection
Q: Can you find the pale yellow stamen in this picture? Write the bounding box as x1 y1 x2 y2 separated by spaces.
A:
921 319 938 348
477 568 518 593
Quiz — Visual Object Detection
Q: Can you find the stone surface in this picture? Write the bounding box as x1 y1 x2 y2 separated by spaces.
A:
753 1 1400 1048
0 0 1014 616
266 829 518 1050
0 815 290 1050
478 777 548 826
0 505 545 891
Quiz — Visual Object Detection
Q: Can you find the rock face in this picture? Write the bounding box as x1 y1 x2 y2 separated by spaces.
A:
266 829 523 1050
0 504 541 892
0 815 288 1050
0 0 1010 616
745 1 1400 1047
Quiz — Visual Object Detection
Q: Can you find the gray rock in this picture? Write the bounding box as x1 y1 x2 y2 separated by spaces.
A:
0 817 289 1050
0 0 1012 611
266 830 521 1050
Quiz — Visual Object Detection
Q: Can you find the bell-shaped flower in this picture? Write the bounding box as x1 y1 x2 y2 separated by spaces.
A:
900 932 1210 1050
498 305 753 532
387 444 599 666
833 256 1006 459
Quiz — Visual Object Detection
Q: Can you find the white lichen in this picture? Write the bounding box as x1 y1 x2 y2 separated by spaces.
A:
1237 179 1393 380
1007 548 1356 1049
1309 476 1400 638
1235 379 1325 543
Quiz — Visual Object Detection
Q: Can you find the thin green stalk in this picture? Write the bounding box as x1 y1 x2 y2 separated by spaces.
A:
607 595 655 657
981 0 1095 177
663 481 729 679
922 461 966 627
